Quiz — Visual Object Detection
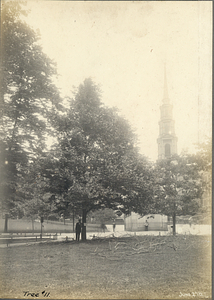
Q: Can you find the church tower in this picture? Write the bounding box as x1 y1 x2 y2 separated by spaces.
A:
157 68 177 159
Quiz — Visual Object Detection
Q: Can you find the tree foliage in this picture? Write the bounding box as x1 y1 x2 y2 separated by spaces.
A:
194 138 212 172
0 1 61 216
87 208 117 224
40 78 153 239
152 154 203 234
191 138 212 223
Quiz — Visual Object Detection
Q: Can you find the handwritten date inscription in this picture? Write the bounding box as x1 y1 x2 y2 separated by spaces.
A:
23 291 50 297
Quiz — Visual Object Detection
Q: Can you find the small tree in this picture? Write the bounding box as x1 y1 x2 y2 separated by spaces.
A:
154 154 203 235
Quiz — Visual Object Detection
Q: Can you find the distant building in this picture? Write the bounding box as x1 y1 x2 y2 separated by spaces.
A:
157 67 177 159
125 69 177 232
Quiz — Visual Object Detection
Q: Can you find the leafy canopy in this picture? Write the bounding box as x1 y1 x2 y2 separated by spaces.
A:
0 1 61 217
39 78 153 219
153 154 203 217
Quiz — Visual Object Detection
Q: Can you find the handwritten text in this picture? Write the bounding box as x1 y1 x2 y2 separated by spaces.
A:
23 291 50 297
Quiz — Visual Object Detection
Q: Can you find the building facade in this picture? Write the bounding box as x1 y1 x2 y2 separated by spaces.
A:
157 69 177 159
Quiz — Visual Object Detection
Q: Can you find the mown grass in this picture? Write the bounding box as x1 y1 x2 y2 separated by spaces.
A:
0 235 211 299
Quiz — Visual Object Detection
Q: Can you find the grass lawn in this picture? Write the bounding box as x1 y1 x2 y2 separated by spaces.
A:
0 235 211 299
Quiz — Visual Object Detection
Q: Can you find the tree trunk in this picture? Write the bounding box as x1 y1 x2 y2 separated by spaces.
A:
173 212 176 236
40 222 42 239
81 208 87 241
73 209 75 232
32 218 34 235
4 214 8 233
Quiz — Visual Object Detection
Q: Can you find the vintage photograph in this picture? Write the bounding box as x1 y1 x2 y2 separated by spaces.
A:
0 1 212 299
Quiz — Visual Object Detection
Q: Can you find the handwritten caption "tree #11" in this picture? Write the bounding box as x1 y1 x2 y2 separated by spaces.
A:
23 291 50 297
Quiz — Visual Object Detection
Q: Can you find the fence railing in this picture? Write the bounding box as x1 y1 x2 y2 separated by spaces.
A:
0 218 104 234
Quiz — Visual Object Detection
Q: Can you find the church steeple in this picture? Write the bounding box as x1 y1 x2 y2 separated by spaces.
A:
157 67 177 160
163 64 169 103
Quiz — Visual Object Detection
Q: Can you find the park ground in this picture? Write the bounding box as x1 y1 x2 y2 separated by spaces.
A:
0 234 211 300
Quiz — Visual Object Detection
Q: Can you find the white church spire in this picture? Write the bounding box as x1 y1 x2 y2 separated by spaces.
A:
163 63 170 103
157 65 177 159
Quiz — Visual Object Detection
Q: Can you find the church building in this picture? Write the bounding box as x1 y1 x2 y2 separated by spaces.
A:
157 68 177 159
123 69 173 232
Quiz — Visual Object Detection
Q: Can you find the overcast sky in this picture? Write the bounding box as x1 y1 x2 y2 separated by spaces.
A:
23 1 212 162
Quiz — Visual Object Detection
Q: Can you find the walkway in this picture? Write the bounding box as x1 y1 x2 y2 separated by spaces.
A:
0 224 211 247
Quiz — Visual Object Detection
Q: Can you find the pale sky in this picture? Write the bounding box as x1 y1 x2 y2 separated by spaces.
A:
23 1 212 161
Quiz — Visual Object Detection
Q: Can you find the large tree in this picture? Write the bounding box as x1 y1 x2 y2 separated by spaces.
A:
0 1 61 217
153 154 203 235
40 78 153 240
